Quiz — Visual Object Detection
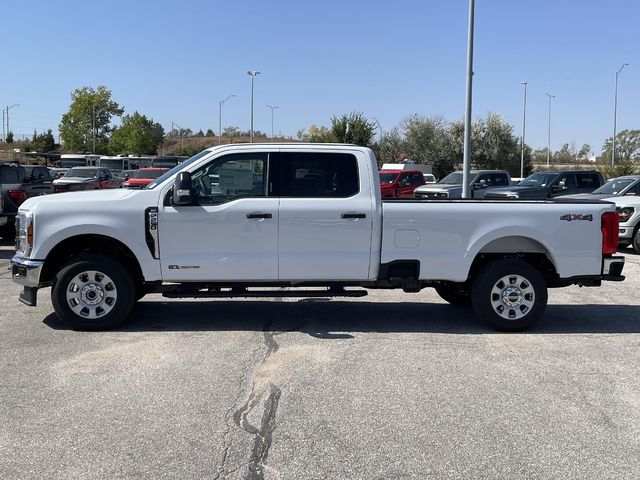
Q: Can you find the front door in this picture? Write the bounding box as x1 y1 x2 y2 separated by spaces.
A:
158 151 279 281
276 150 373 281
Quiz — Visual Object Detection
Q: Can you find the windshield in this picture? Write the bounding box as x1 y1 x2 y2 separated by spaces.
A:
146 150 211 189
133 169 166 179
60 159 87 168
438 172 463 185
593 178 636 195
519 172 558 187
379 172 399 184
64 168 98 178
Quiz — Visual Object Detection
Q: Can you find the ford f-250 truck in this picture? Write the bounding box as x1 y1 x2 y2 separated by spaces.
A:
11 144 625 332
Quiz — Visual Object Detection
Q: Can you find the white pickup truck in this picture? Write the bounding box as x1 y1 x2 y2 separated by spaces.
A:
11 144 625 331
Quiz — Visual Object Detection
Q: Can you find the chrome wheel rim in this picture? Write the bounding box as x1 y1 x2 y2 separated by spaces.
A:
66 270 117 319
490 274 535 320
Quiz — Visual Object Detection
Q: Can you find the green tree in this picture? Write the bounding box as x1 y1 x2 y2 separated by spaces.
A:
108 112 163 155
328 112 376 146
375 127 405 166
6 131 13 143
577 143 591 158
59 86 123 153
31 129 57 152
402 115 456 179
598 129 640 177
205 128 215 137
222 126 240 143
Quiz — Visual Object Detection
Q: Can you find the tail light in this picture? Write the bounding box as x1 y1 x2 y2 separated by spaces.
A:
601 211 619 254
8 190 27 206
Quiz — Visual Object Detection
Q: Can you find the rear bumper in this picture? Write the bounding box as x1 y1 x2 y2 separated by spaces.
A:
602 256 625 281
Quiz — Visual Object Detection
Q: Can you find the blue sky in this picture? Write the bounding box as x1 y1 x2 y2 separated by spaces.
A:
3 0 638 154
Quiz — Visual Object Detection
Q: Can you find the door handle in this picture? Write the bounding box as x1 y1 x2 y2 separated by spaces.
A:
341 213 366 219
246 212 273 219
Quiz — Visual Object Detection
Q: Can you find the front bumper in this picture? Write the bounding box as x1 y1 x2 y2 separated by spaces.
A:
11 255 45 287
618 225 634 241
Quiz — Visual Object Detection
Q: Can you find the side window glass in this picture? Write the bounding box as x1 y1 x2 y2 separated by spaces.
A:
279 152 359 198
476 174 491 186
577 174 597 189
557 174 577 189
631 182 640 195
411 173 423 185
191 152 267 205
494 174 508 186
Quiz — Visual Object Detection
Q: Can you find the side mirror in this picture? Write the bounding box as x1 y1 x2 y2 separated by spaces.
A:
173 171 195 205
124 174 130 180
474 180 487 190
552 180 566 192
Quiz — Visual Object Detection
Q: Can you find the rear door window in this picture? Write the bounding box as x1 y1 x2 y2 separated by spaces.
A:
577 173 600 189
0 167 23 183
278 152 359 197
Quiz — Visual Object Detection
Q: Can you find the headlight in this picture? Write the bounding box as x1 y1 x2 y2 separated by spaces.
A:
617 207 634 223
16 211 34 257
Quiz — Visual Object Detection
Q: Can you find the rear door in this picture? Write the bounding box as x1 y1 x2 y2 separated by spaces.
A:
576 173 601 193
276 150 373 280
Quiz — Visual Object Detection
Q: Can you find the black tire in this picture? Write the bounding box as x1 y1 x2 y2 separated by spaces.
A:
632 226 640 254
471 259 548 332
51 255 135 331
434 285 471 306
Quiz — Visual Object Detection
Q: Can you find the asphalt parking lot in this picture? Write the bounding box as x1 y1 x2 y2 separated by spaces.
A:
1 241 640 480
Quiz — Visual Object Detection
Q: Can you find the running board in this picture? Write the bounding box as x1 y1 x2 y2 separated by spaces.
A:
162 288 368 299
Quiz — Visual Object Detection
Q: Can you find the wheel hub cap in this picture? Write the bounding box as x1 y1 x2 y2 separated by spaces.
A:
66 270 118 319
491 274 535 320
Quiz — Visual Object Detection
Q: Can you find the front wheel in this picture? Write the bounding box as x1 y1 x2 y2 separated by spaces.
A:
632 226 640 254
51 255 135 331
471 259 547 332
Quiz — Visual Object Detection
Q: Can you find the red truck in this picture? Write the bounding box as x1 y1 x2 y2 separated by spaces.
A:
379 170 426 198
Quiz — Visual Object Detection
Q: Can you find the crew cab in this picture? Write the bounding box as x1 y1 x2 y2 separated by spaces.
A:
11 144 624 332
53 167 122 192
484 170 604 200
414 170 512 199
378 170 425 198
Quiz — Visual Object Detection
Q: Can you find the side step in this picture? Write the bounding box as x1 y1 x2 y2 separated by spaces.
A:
162 288 368 299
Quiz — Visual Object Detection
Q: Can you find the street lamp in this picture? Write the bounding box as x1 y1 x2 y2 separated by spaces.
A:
520 82 527 178
219 94 235 146
372 117 383 142
172 121 184 153
461 0 475 199
4 104 19 141
612 63 628 167
247 71 261 143
545 92 555 167
266 105 279 142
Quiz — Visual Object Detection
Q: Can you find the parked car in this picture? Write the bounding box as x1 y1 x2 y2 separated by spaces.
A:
615 196 640 252
1 164 54 240
52 167 122 193
483 170 604 199
48 167 69 179
379 170 425 198
423 173 437 184
564 175 640 200
12 144 624 333
116 169 137 180
414 170 512 199
122 168 169 189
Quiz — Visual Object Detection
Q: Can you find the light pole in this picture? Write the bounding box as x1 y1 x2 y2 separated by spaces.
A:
461 0 475 199
372 117 383 142
520 82 527 178
612 63 628 167
172 121 184 153
247 71 261 142
5 104 19 141
266 105 279 142
545 92 555 166
218 94 235 146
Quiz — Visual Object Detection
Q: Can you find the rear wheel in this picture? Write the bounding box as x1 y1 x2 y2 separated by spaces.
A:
471 259 547 331
434 285 471 306
52 255 135 331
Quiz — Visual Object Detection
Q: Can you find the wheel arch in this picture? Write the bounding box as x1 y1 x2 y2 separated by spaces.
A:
40 234 144 287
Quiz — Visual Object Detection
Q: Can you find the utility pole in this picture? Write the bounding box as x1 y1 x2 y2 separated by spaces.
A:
520 82 527 178
172 121 184 153
218 94 235 146
612 63 628 167
372 117 383 142
247 71 261 142
545 93 555 167
266 105 279 142
2 108 5 141
461 0 475 199
5 104 19 141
